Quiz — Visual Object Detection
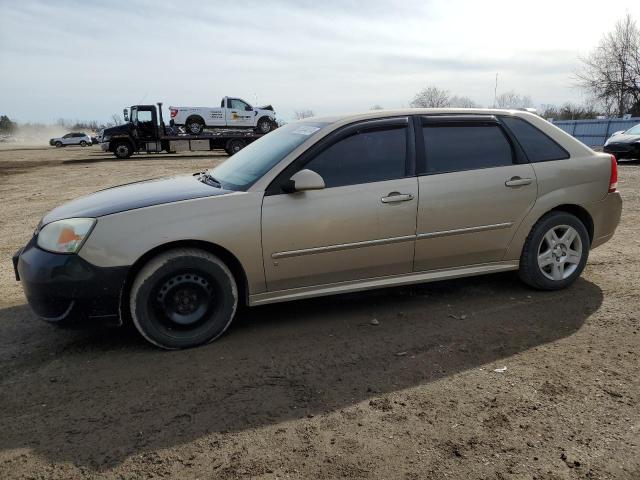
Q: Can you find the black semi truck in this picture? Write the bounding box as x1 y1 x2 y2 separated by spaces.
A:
99 103 268 159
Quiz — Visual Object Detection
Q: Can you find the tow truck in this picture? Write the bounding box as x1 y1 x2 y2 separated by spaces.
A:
99 103 269 159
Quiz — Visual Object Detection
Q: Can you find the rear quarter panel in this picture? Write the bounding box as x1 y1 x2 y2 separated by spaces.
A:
504 113 612 259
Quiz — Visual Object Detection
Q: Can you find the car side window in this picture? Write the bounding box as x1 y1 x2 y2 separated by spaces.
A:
229 99 249 110
63 134 72 138
500 116 569 162
422 124 513 174
303 126 407 188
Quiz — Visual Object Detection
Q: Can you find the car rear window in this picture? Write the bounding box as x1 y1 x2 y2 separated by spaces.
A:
500 116 569 162
422 124 513 174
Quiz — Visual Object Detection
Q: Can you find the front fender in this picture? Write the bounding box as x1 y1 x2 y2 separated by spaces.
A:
78 192 267 295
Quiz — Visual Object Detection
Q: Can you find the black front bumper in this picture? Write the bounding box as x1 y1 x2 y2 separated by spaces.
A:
603 143 640 159
13 237 129 323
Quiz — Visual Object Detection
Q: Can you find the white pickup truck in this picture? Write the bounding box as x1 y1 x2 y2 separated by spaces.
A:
169 96 277 135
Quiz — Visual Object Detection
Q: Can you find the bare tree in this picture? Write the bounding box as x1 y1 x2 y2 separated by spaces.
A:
370 104 384 110
448 95 479 108
294 109 315 120
495 91 533 109
540 102 602 120
576 13 640 117
110 113 123 126
410 86 450 108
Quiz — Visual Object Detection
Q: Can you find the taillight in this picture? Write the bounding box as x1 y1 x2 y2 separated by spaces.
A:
609 154 618 193
170 108 178 118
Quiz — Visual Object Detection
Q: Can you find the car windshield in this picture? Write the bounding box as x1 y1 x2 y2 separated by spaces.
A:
625 124 640 135
210 122 329 190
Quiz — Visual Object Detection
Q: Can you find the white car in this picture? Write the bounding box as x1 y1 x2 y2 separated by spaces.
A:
169 96 277 135
49 132 92 148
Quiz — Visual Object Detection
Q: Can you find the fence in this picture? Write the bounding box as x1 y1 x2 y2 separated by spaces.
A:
550 118 640 147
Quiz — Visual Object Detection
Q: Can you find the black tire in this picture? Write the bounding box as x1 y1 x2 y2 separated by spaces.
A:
54 141 62 148
80 140 87 147
255 117 273 134
129 248 238 349
113 141 133 159
185 116 205 135
225 139 246 156
519 211 590 290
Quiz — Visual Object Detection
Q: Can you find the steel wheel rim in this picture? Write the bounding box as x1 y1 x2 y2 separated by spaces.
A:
189 123 200 134
116 145 129 156
537 224 582 281
155 273 214 327
260 121 270 133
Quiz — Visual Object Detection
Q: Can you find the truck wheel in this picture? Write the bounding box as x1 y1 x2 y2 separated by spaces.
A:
256 117 273 134
186 116 205 135
129 248 238 349
54 141 63 148
113 141 133 159
225 139 246 155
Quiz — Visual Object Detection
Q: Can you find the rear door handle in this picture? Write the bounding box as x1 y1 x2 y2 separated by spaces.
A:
381 192 414 203
505 177 533 187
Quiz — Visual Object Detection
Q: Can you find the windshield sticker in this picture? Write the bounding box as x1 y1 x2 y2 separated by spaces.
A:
292 126 320 135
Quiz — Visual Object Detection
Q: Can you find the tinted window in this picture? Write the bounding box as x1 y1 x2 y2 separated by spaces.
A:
500 116 569 162
304 127 407 188
423 125 513 174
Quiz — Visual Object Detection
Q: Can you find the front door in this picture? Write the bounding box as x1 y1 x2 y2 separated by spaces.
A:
226 98 255 128
261 119 418 291
413 116 538 271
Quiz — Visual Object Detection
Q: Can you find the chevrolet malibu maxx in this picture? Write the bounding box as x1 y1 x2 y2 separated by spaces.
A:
13 109 622 349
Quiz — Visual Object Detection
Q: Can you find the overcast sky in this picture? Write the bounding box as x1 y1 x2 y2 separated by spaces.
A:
1 0 640 123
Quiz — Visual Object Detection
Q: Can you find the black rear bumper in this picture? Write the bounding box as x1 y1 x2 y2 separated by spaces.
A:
14 238 128 323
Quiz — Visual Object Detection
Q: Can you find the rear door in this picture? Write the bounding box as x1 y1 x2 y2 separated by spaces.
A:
413 115 537 271
225 98 255 128
261 118 418 291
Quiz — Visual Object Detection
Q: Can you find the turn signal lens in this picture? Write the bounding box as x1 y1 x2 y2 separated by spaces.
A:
37 218 96 254
609 154 618 193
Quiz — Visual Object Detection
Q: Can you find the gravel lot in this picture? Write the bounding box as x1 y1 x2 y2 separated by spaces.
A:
0 146 638 479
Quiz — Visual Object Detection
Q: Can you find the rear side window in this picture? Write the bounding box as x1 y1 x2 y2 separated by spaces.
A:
304 127 407 187
500 116 569 162
423 124 513 174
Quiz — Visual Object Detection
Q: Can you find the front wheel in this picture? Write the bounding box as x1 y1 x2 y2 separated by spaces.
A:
129 249 238 349
255 117 274 134
80 140 87 147
55 141 63 148
519 211 590 290
113 141 132 159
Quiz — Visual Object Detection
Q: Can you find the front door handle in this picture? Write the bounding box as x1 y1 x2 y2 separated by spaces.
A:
505 176 533 187
381 192 414 203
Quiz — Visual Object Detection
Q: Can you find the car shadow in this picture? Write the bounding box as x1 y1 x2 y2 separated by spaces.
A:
0 273 602 470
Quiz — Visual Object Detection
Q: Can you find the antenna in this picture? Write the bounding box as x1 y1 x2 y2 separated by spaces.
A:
493 73 498 108
137 92 148 105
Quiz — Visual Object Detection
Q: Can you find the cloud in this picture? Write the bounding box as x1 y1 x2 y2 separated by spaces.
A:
1 0 640 122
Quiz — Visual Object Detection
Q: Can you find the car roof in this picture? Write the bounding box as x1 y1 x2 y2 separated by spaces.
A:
303 108 535 126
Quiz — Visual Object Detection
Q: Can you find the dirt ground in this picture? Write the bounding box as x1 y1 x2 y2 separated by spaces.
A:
0 145 638 480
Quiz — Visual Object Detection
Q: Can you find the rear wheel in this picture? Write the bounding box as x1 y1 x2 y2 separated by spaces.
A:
185 116 205 135
129 249 238 349
519 211 589 290
225 138 246 155
113 141 133 159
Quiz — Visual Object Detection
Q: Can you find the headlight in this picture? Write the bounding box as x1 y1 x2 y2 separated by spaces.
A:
37 218 96 254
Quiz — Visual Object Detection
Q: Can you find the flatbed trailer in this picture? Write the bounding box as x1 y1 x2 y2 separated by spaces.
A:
99 102 268 159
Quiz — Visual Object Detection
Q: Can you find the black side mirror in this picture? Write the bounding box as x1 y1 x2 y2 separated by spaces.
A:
245 106 253 111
